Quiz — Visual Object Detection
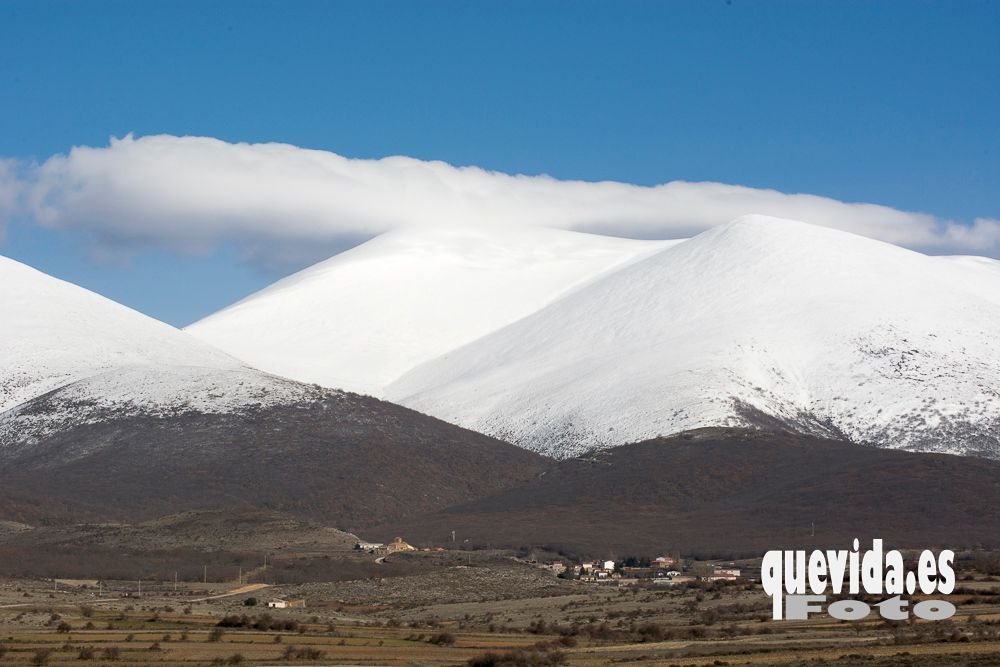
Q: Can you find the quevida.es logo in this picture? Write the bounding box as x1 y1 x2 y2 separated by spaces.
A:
762 539 956 621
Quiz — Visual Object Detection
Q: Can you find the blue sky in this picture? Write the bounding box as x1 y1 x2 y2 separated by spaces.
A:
1 0 998 326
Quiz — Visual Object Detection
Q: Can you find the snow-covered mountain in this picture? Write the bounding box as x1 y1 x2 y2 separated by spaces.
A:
1 254 544 527
43 214 994 462
186 226 673 395
0 254 322 446
386 216 1000 458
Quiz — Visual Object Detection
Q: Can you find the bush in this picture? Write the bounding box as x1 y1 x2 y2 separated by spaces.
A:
282 645 324 660
527 619 548 634
635 622 665 642
57 621 72 633
100 647 120 661
31 648 52 666
217 613 299 632
428 631 456 645
243 597 257 607
77 646 95 660
467 649 567 666
208 628 225 642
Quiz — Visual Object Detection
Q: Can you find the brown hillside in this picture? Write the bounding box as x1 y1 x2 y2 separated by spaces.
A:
0 392 547 531
364 428 1000 557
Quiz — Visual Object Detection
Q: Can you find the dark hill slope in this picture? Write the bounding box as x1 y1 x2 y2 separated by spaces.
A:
365 428 1000 557
0 389 546 530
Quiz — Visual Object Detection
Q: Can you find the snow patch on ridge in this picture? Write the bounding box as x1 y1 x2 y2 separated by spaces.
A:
0 366 331 456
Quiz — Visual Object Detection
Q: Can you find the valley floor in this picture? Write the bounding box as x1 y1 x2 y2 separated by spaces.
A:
2 553 1000 666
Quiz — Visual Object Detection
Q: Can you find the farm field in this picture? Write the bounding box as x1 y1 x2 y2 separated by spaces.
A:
2 553 1000 666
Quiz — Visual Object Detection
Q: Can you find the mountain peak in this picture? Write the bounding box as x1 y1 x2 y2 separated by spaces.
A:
697 214 904 255
386 219 1000 458
187 226 674 395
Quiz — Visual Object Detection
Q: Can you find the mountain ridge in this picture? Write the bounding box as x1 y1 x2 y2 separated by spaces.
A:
387 216 1000 458
186 225 674 395
0 252 548 529
364 427 1000 556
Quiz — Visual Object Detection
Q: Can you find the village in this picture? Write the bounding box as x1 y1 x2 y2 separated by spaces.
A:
353 537 760 588
517 553 761 588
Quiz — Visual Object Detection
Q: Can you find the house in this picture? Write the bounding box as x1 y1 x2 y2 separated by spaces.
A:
355 541 384 553
267 597 307 609
602 560 616 571
385 536 416 554
703 566 741 582
548 561 567 575
653 556 677 568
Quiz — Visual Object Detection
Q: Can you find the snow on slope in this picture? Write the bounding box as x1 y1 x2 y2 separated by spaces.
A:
1 366 327 455
387 216 1000 459
0 254 320 441
187 226 674 395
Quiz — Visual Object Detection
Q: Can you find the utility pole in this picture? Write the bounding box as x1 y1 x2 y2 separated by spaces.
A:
174 571 178 592
138 579 141 597
204 565 207 584
238 567 242 585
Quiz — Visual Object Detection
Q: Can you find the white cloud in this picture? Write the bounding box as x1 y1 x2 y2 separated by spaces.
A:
10 134 1000 264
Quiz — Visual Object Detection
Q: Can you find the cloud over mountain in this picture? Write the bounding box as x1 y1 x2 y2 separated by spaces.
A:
8 134 1000 265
